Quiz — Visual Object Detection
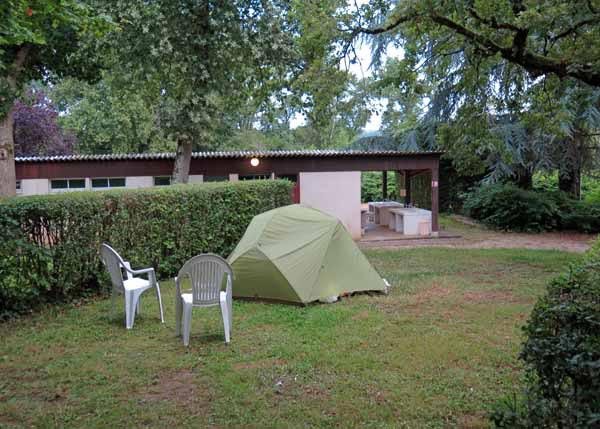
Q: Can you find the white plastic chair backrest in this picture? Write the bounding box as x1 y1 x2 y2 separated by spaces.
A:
177 254 233 306
99 243 128 293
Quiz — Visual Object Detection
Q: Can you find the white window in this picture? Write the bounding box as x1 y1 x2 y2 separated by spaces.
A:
204 176 228 182
153 176 171 186
50 179 86 191
91 177 126 189
16 180 22 194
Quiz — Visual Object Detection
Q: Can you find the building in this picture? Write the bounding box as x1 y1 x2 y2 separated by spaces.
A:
15 150 442 239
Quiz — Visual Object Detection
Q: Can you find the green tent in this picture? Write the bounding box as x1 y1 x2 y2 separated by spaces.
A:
228 204 388 304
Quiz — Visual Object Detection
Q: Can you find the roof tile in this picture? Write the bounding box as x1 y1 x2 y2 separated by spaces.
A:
15 150 442 163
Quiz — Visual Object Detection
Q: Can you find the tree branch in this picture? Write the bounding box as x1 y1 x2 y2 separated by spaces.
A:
467 7 522 32
7 44 31 90
551 17 600 41
355 12 600 87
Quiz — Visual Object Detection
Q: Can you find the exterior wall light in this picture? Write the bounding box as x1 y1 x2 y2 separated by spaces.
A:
250 157 260 167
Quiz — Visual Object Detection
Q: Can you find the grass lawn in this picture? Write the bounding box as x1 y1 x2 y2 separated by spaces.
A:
0 248 579 428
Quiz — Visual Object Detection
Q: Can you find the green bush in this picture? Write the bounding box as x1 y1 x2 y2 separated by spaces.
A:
463 184 558 232
558 200 600 233
464 184 600 233
585 187 600 204
0 180 292 318
491 239 600 428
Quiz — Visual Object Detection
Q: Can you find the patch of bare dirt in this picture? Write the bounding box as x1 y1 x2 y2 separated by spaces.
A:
351 310 371 321
376 285 454 316
413 284 453 302
455 412 488 429
462 290 523 304
233 358 287 371
141 369 211 408
361 229 595 252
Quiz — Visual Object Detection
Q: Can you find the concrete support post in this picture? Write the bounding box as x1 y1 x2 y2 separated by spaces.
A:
431 167 439 235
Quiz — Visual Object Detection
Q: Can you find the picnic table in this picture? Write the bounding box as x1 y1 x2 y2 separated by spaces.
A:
388 208 432 236
368 201 403 226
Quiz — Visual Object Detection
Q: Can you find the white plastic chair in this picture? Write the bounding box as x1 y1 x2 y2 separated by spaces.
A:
175 254 233 346
99 243 165 329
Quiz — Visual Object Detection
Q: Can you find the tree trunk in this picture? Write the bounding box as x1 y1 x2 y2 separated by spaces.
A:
0 108 16 197
515 170 533 190
0 46 29 197
558 165 581 199
558 132 583 199
172 137 193 184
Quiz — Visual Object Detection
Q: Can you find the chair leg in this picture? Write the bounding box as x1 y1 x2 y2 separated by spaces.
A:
136 295 141 315
111 288 118 321
155 282 164 324
126 290 143 329
182 304 193 347
228 293 233 336
175 295 183 337
125 291 134 329
220 292 231 344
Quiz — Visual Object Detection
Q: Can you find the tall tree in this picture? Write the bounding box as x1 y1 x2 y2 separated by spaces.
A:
93 0 297 183
346 0 600 87
350 0 600 193
51 77 175 154
0 0 108 196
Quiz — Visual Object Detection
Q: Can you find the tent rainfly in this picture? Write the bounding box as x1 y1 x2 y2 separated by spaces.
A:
228 204 388 304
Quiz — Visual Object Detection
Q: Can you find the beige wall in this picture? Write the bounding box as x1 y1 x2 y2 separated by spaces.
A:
299 171 362 239
125 176 154 189
188 175 204 184
20 179 50 195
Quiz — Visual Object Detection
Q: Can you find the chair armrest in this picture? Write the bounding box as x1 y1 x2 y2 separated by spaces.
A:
130 267 155 276
123 263 156 282
174 276 181 296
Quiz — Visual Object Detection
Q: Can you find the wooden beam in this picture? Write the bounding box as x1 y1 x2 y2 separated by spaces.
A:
382 171 388 200
405 172 412 206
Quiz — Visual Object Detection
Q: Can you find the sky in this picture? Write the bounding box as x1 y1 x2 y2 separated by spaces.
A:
289 38 404 132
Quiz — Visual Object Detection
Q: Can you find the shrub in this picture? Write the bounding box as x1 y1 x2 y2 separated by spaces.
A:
464 184 600 233
585 186 600 204
491 238 600 428
463 184 558 232
558 200 600 233
0 180 292 318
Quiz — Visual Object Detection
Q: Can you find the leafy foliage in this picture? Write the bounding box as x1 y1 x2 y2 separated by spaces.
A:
361 171 397 203
88 0 298 164
50 77 174 154
464 184 559 232
13 87 76 156
0 180 292 318
464 184 600 232
0 0 109 116
491 238 600 428
344 1 600 193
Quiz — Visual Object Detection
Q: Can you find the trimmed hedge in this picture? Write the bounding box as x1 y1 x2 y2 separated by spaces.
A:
464 184 600 233
491 238 600 428
0 180 292 318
